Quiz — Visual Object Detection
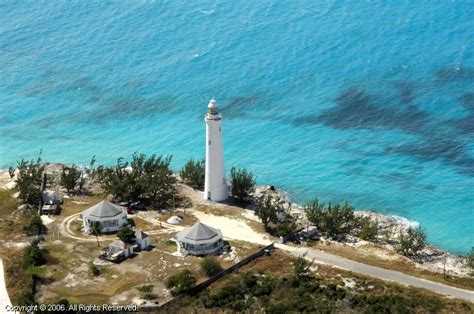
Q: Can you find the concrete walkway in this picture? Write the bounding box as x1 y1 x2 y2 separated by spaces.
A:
0 259 15 313
282 246 474 303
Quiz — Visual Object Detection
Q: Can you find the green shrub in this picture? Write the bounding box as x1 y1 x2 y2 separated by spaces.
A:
22 245 47 269
396 227 426 257
229 167 255 204
200 256 223 277
357 217 379 241
60 164 81 193
89 263 101 276
15 156 44 206
13 290 35 306
117 226 135 243
137 284 158 300
23 215 45 236
180 158 205 190
165 269 197 295
466 247 474 270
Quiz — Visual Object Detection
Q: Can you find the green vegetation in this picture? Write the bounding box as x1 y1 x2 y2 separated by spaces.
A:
165 269 197 295
137 284 158 300
117 226 135 244
229 166 255 204
396 227 427 257
255 194 279 229
357 216 379 241
89 263 101 276
23 215 45 236
466 247 474 271
304 198 355 239
293 254 312 281
15 156 44 206
96 153 176 208
13 291 35 307
200 256 223 277
60 164 81 193
180 158 205 190
21 244 48 269
90 221 102 247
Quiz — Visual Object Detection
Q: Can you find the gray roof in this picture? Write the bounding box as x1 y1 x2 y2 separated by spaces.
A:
176 222 222 245
136 230 149 240
84 200 125 218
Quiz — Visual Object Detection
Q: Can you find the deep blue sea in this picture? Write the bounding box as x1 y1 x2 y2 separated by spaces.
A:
1 1 473 254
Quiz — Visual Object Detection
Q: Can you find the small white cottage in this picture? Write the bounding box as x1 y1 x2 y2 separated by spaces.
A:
83 200 128 234
135 230 150 250
175 222 224 256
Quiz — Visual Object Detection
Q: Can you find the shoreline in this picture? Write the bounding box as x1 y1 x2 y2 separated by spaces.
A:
0 164 470 278
253 185 470 278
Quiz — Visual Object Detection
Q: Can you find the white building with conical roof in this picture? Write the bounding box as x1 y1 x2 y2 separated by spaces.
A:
82 200 128 234
175 221 224 255
204 98 228 202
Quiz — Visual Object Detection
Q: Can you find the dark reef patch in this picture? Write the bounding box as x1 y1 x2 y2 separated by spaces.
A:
459 93 474 110
220 95 263 119
435 66 474 81
394 82 415 104
450 113 474 136
385 137 474 176
294 87 428 133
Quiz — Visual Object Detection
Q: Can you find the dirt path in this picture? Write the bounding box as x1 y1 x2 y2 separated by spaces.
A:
55 194 474 303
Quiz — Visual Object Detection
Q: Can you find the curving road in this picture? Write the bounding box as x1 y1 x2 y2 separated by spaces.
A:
280 246 474 303
57 211 474 303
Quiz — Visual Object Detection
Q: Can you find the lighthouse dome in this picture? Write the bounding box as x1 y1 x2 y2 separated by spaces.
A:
208 98 218 115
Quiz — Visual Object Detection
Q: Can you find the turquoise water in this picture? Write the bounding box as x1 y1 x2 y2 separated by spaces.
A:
1 1 473 253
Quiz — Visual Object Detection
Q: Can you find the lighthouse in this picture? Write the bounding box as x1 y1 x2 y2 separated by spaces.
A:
204 98 228 201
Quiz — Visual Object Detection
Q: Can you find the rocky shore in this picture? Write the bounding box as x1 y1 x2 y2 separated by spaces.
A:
0 165 470 278
252 185 471 278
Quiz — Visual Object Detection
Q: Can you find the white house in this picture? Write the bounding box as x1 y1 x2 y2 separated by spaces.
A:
204 99 228 202
100 240 133 262
135 230 150 250
83 200 128 234
175 221 224 256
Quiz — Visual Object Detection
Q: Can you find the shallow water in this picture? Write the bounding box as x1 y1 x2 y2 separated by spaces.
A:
1 1 473 253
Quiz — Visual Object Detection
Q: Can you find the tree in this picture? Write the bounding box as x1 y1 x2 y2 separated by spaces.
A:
396 227 426 257
304 198 325 229
293 254 312 281
466 247 474 270
60 164 81 193
15 156 44 206
255 194 279 229
229 167 255 204
96 153 176 208
357 217 379 241
304 199 355 239
23 215 45 236
91 221 102 247
165 269 197 295
117 226 135 244
276 216 298 239
22 244 47 269
180 158 205 190
200 256 223 277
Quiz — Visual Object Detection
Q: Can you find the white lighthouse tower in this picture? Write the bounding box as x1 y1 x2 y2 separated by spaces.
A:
204 98 228 201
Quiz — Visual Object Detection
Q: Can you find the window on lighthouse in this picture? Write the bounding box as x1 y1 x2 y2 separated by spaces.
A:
208 140 211 145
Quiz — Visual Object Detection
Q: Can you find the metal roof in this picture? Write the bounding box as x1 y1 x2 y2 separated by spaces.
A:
83 200 125 218
176 221 222 245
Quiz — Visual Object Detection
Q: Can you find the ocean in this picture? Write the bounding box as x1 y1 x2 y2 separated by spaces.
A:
0 1 472 254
